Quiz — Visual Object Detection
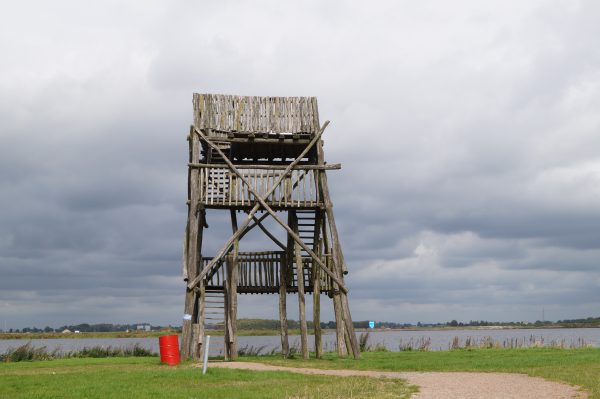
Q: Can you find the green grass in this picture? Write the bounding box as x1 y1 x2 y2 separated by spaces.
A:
0 357 415 399
2 349 599 398
249 348 600 398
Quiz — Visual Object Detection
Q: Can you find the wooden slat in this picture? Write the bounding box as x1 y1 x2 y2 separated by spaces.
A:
193 94 319 135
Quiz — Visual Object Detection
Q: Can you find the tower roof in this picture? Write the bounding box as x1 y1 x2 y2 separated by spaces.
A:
193 93 320 135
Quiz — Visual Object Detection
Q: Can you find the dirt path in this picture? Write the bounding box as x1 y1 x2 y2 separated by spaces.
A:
209 361 587 399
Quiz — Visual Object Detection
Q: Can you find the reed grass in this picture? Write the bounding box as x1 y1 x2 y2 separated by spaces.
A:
1 342 155 362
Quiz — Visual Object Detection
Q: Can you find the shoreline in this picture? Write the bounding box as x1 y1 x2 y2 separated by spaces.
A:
2 325 599 340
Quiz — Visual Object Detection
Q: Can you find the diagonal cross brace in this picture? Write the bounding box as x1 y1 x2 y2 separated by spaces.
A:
239 212 269 240
187 123 327 288
250 214 286 251
190 124 348 293
187 122 348 293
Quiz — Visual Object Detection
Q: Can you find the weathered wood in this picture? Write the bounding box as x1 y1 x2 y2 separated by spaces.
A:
184 94 359 363
317 139 360 359
252 215 286 250
192 127 348 295
223 282 230 361
193 94 320 136
313 210 323 358
182 126 201 360
189 163 341 170
197 282 206 359
332 284 347 357
292 212 309 360
226 254 238 360
278 254 289 356
188 123 330 290
321 203 346 356
238 212 269 240
229 211 239 360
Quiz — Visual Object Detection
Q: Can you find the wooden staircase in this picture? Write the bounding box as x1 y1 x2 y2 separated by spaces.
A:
295 209 317 290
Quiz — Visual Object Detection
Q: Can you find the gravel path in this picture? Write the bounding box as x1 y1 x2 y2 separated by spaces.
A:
209 361 587 399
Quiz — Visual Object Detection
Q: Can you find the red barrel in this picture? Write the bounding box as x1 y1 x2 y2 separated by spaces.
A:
159 335 180 365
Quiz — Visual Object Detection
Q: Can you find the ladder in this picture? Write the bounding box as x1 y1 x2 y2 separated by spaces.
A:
292 209 318 291
203 288 225 334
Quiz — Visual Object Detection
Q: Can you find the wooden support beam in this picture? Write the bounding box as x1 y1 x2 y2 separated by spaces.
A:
238 212 269 240
332 281 347 357
228 211 239 360
226 253 238 360
317 139 360 359
182 126 201 360
291 211 309 360
319 186 346 357
251 215 286 250
313 210 323 358
223 283 230 361
279 251 289 358
189 163 341 170
196 282 206 359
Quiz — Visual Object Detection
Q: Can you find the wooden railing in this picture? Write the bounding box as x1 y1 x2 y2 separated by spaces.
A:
196 166 321 207
203 251 334 293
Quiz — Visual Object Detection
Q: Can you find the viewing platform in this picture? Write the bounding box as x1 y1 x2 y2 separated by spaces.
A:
190 163 339 209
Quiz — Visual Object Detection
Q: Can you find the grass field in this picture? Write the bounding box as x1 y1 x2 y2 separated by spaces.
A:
2 348 599 398
250 348 600 398
0 357 415 399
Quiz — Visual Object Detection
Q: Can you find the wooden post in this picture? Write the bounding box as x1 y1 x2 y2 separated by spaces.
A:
182 127 201 359
229 211 239 360
317 139 361 359
291 211 309 359
312 210 323 358
226 253 238 360
196 282 206 359
321 207 346 357
223 282 230 361
279 251 289 357
332 286 347 357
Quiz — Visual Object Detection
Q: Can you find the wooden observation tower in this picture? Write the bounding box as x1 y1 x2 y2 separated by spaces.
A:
181 94 360 360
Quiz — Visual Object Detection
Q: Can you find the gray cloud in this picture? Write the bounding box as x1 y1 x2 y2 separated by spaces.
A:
1 0 600 328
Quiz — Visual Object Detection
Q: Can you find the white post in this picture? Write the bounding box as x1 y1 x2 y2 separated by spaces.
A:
202 335 211 375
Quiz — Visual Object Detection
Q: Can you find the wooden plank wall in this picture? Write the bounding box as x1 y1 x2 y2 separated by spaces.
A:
193 94 320 135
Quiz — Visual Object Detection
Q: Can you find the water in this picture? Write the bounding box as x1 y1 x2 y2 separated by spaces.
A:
1 328 598 356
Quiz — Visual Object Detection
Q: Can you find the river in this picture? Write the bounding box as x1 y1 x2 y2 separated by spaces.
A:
1 328 598 356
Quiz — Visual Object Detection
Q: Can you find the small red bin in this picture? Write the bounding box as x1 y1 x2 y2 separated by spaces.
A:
158 335 180 365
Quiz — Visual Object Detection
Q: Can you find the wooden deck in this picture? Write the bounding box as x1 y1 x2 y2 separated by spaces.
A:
203 251 334 294
195 166 324 208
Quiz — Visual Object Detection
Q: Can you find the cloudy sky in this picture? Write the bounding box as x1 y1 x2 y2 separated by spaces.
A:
1 0 600 329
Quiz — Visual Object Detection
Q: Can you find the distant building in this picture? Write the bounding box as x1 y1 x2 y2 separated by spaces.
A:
61 329 72 334
136 324 151 332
